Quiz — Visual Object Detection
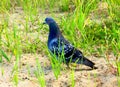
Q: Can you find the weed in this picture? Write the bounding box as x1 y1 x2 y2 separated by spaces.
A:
34 58 46 87
70 69 75 87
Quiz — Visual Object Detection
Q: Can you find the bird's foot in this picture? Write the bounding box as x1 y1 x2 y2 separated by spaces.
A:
92 66 98 69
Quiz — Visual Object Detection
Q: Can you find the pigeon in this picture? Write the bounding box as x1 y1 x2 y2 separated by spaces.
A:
43 17 97 69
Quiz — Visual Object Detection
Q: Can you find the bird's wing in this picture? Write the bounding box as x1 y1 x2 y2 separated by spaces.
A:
49 38 74 58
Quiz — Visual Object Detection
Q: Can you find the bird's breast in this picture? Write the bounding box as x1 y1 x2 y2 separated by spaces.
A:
48 38 58 50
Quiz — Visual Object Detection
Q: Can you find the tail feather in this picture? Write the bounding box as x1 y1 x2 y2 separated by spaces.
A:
77 57 97 69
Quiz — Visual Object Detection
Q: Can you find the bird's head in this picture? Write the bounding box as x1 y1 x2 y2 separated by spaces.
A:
43 17 55 25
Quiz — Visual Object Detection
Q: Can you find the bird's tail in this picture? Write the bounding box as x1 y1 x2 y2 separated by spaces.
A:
77 57 97 69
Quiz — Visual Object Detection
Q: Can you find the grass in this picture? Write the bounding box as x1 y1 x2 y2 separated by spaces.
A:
48 47 66 79
0 49 10 62
1 67 4 76
34 57 46 87
70 69 75 87
0 0 120 87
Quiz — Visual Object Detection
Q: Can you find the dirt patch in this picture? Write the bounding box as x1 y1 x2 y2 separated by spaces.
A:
0 54 118 87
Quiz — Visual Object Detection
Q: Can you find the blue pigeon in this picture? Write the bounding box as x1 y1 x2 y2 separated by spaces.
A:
43 17 97 69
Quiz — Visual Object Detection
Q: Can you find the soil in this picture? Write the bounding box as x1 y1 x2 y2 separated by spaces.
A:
0 54 118 87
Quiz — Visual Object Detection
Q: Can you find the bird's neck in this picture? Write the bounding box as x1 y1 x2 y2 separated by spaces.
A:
48 22 62 40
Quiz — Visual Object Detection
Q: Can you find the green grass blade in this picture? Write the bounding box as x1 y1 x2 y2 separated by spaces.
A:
0 49 10 62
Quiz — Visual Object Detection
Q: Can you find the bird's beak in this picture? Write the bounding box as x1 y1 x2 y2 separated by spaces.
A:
43 21 47 24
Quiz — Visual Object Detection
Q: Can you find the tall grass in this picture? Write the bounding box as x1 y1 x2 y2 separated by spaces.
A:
11 24 22 86
70 69 75 87
105 0 120 85
61 0 99 50
34 58 46 87
48 49 66 79
0 0 11 12
59 0 70 11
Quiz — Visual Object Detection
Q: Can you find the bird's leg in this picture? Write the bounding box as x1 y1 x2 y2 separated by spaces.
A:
92 66 98 69
66 63 70 69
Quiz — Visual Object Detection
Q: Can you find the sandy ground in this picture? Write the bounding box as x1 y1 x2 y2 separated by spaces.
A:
0 54 118 87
